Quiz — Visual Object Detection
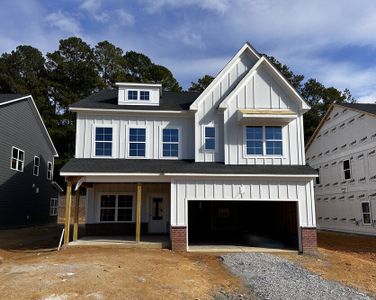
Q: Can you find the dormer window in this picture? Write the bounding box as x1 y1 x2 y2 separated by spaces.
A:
128 90 138 100
140 91 150 100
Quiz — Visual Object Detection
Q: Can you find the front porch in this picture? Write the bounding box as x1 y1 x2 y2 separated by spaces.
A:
68 235 170 249
62 178 171 246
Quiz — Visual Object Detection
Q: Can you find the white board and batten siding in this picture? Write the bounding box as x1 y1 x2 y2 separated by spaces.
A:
194 50 258 163
170 178 316 228
223 64 305 165
75 113 195 159
307 104 376 236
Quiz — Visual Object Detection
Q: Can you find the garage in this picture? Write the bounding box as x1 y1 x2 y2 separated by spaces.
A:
188 200 298 250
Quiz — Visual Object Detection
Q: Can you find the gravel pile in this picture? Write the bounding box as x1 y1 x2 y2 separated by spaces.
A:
221 253 374 300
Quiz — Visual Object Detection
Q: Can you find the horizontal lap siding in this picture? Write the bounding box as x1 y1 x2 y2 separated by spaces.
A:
171 178 315 228
0 99 57 227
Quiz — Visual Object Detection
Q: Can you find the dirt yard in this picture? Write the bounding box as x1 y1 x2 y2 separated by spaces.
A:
0 225 246 299
0 226 375 299
279 230 376 297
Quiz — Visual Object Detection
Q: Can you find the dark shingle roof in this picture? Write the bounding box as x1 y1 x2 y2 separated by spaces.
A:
0 94 27 105
70 89 200 111
61 158 317 176
339 103 376 116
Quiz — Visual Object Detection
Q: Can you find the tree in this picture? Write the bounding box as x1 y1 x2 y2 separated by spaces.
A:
146 64 181 92
189 75 214 93
94 41 127 88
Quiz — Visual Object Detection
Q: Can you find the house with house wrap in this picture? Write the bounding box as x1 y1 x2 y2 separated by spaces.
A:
306 103 376 236
60 43 318 253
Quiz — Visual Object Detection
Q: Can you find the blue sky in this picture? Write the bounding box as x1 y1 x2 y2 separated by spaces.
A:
1 0 376 102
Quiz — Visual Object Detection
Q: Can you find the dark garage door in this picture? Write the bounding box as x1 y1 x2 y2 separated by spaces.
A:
188 201 298 249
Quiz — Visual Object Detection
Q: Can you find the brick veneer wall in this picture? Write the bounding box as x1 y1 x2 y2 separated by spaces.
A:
301 227 317 254
171 226 187 251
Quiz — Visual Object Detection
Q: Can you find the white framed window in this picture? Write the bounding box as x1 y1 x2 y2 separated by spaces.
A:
245 126 283 156
47 161 53 180
162 128 179 158
343 159 351 180
128 90 138 100
10 147 24 172
49 198 58 216
361 202 372 225
129 127 146 157
99 194 134 222
94 126 113 157
33 156 40 176
204 126 216 151
140 91 150 100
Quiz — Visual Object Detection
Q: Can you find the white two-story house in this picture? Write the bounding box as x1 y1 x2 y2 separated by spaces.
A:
60 43 317 253
306 103 376 236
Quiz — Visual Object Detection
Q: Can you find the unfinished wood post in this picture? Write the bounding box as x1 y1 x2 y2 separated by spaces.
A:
136 183 142 242
73 187 80 241
64 180 72 245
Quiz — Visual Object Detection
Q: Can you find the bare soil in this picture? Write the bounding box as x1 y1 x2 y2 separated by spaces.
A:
278 230 376 297
0 225 245 300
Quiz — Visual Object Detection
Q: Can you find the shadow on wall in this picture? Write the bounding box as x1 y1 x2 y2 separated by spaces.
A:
0 156 58 228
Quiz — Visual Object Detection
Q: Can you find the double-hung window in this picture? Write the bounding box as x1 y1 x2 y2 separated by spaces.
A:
129 128 146 157
47 161 53 180
100 194 133 222
33 156 40 176
50 198 58 216
95 127 113 157
343 160 351 179
245 126 283 156
265 126 282 155
246 126 263 155
128 90 138 100
361 202 372 225
10 147 24 172
204 127 216 151
140 91 150 100
162 128 179 157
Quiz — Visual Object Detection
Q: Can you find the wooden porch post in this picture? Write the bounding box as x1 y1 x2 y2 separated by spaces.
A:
64 179 72 244
136 183 142 242
73 187 80 241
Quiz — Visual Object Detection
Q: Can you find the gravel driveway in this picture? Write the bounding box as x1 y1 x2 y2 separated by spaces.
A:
222 253 374 300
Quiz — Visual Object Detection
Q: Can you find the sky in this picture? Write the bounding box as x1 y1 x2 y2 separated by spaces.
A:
1 0 376 102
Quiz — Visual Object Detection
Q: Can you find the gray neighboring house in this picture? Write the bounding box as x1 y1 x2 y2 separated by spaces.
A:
0 94 60 227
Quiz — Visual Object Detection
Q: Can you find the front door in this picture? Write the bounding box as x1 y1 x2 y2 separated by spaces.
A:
149 196 165 233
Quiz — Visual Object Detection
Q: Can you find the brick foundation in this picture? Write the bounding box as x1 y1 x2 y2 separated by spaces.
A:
301 227 317 254
171 226 187 251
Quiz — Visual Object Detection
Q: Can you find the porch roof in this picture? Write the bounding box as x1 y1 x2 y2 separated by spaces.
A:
61 159 317 177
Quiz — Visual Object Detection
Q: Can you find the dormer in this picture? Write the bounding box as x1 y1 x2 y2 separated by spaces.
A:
116 82 162 106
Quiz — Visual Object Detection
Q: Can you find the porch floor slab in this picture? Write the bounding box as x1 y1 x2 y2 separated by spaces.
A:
68 235 170 249
188 245 297 253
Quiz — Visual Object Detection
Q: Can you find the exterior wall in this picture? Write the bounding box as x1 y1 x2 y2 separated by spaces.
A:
85 182 170 234
223 64 305 165
301 227 317 254
307 106 376 236
170 177 316 231
75 112 194 160
171 226 187 251
194 51 258 162
0 98 57 227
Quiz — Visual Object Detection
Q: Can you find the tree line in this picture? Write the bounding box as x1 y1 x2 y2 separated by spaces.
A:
0 37 355 182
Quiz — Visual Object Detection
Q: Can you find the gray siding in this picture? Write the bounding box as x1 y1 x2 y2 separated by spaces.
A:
0 98 57 227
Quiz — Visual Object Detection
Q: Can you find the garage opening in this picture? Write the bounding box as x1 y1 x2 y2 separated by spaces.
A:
188 201 298 250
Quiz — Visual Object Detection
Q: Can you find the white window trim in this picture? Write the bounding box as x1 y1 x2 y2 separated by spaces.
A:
202 124 217 153
49 197 58 216
47 161 53 180
10 146 25 172
33 156 40 176
91 125 115 158
361 201 372 225
97 192 136 223
128 90 138 100
139 90 150 101
126 125 148 159
159 126 182 159
243 125 286 158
